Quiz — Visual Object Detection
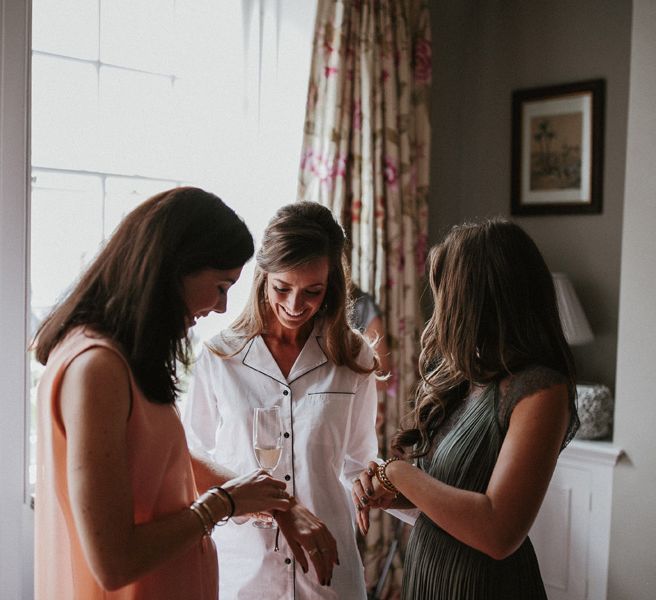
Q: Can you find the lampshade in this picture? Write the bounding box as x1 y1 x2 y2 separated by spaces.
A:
552 273 594 345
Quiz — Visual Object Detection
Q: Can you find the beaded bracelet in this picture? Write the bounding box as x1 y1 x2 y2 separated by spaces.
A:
376 457 401 497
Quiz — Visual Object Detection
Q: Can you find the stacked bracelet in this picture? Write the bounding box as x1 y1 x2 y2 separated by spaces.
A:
210 486 236 519
376 457 401 497
190 486 236 536
190 501 214 536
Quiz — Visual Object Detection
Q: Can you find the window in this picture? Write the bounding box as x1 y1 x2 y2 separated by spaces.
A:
28 0 316 486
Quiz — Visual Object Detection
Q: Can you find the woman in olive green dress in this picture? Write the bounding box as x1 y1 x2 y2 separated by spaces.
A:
353 219 579 599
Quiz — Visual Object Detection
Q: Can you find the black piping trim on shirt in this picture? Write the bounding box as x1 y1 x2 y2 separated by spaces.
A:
289 384 297 598
287 335 328 384
241 338 288 386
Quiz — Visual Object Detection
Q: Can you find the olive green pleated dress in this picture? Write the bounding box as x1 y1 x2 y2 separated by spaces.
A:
402 366 578 600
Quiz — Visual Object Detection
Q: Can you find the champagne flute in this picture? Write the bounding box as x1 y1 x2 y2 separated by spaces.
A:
252 406 283 528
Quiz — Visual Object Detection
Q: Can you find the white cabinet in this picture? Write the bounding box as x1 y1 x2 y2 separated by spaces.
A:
529 440 622 600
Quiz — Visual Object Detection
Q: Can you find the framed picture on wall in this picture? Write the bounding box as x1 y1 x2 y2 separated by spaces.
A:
511 79 605 215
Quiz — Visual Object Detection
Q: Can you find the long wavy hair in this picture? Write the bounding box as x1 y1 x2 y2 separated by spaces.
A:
221 201 375 375
392 218 575 457
34 187 254 404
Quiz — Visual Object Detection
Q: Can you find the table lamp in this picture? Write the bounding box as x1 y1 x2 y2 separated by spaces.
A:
552 273 612 440
552 272 594 346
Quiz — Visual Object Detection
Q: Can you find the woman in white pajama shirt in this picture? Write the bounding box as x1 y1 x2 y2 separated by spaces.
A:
184 202 379 599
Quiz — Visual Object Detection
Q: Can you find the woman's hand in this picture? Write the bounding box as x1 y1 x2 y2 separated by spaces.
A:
351 461 396 535
274 498 339 587
221 470 291 517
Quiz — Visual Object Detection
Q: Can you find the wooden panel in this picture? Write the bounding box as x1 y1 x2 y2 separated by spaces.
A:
530 465 591 600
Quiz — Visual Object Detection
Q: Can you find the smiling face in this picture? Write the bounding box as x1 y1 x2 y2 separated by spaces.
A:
181 266 243 330
266 257 330 332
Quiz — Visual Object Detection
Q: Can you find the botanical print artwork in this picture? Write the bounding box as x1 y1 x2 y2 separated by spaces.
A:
530 112 583 191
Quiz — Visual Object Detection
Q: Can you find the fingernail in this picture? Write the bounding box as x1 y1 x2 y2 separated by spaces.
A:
356 504 361 512
360 496 368 505
367 469 374 476
366 487 373 495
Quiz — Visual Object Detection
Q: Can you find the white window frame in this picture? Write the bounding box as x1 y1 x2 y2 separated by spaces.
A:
0 3 316 597
0 0 33 597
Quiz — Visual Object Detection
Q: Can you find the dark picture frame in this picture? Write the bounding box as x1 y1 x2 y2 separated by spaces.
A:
511 79 605 215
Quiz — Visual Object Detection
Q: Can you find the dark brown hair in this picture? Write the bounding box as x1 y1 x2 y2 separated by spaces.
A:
393 218 575 457
224 201 374 374
34 186 254 404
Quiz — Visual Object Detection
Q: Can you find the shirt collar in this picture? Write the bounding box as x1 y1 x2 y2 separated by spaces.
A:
242 323 328 384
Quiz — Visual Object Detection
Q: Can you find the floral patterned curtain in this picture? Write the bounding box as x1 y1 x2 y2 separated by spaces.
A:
298 1 431 596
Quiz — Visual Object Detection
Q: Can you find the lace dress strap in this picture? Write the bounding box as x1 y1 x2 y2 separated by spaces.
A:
496 365 579 450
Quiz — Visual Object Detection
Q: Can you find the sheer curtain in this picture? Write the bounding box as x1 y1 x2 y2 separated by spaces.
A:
298 1 431 595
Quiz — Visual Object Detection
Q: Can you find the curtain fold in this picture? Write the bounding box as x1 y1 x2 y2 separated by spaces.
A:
298 1 431 596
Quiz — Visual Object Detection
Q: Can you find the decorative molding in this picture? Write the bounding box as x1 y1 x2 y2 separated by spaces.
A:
561 439 623 467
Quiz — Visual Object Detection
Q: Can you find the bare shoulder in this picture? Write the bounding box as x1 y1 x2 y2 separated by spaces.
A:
65 345 130 386
60 346 132 428
497 365 573 445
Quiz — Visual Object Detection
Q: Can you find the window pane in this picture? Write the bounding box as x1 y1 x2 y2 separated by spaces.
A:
100 0 175 74
98 66 175 178
32 0 99 60
173 0 238 75
104 176 177 237
31 55 99 171
30 171 103 316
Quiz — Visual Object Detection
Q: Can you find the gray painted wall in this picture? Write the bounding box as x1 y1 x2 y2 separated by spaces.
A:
609 0 656 596
430 0 632 393
431 1 656 597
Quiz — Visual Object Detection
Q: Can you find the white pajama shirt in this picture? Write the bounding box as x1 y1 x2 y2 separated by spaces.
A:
183 326 378 599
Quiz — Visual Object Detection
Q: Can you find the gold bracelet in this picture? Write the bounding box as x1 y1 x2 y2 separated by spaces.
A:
205 488 231 526
197 498 216 526
190 502 213 536
376 457 401 497
209 486 236 519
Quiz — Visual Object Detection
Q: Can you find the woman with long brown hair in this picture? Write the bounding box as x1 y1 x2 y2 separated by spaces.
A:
34 187 291 599
184 201 379 599
353 218 579 599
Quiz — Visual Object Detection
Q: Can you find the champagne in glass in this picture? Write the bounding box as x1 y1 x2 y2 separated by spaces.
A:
252 406 283 529
254 446 282 471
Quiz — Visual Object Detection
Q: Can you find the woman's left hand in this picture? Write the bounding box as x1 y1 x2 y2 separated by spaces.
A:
351 461 396 534
274 499 339 587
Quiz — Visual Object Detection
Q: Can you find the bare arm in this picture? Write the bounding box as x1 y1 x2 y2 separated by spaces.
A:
61 348 289 591
381 383 570 559
190 451 238 491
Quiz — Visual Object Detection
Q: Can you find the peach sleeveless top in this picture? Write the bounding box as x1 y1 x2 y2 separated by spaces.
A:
35 328 218 599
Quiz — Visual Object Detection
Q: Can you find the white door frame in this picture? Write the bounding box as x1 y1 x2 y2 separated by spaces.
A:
0 0 33 597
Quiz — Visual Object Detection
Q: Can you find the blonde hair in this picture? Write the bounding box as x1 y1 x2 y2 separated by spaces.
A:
213 202 376 375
